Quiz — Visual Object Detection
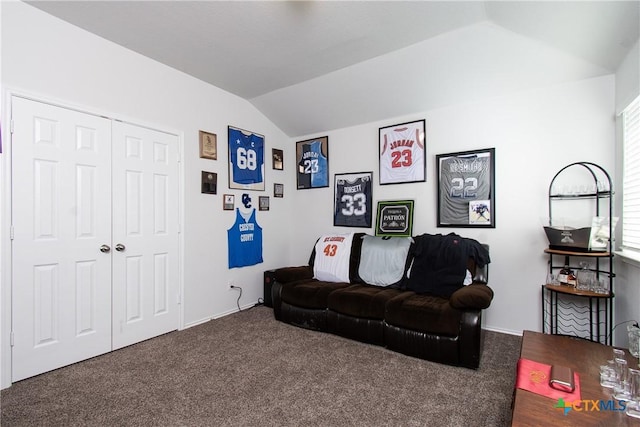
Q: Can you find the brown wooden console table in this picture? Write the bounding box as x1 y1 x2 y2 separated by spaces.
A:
511 331 640 426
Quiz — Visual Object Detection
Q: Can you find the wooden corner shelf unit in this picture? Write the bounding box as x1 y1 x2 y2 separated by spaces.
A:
541 162 615 345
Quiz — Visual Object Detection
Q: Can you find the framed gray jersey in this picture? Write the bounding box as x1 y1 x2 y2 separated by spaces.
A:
437 148 495 228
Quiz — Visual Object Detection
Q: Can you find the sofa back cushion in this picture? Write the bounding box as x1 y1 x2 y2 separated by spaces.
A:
356 235 413 287
406 233 490 298
309 232 366 283
313 233 357 282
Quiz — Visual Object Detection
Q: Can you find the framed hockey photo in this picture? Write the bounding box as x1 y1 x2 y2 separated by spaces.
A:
334 172 373 228
272 148 283 170
379 119 426 185
201 171 217 194
296 136 329 189
228 125 265 191
375 200 414 237
199 130 217 160
436 147 495 228
274 183 284 198
259 196 270 211
223 194 235 210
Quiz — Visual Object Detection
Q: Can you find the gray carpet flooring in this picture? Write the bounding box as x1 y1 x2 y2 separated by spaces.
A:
1 306 521 426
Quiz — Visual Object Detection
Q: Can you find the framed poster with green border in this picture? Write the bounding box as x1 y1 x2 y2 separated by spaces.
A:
436 147 495 228
375 200 414 237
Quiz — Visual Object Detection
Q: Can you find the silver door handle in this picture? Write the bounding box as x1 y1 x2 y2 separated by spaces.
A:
115 243 126 252
100 244 111 253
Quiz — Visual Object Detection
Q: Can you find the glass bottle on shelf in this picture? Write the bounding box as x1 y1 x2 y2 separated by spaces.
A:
567 269 577 287
558 256 574 286
577 262 595 290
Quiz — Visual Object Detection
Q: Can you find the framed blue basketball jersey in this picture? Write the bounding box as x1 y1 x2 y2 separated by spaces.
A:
228 126 265 191
296 136 329 189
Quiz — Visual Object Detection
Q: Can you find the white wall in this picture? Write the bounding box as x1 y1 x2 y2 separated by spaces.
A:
1 1 296 388
614 40 640 347
0 0 626 388
615 40 640 116
289 75 616 336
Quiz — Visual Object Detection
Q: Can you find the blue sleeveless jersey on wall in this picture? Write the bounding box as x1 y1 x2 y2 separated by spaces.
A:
227 208 263 268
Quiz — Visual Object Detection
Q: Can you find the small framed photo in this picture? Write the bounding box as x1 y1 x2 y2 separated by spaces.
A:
259 196 270 211
379 119 426 185
334 172 373 228
272 148 283 170
296 136 329 189
436 147 495 228
228 125 265 191
201 171 217 194
375 200 414 237
274 183 284 198
199 130 217 160
223 194 235 210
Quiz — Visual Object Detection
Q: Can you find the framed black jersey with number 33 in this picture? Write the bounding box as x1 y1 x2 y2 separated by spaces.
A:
334 172 373 228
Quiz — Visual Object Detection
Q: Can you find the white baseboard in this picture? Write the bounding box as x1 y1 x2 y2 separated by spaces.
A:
483 326 523 336
182 316 213 330
182 301 264 328
212 302 261 319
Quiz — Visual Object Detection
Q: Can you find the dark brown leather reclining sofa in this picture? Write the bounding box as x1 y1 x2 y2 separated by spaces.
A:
265 232 493 369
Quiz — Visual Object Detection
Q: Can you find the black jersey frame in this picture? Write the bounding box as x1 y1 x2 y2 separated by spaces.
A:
334 171 373 228
379 119 426 185
296 136 329 190
436 147 495 228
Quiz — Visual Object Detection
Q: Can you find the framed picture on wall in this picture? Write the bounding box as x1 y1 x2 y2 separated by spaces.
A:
296 136 329 189
223 194 235 210
272 148 283 170
375 200 414 237
436 147 495 228
259 196 270 211
334 172 373 228
228 126 265 191
274 183 284 198
201 171 217 194
379 119 426 185
199 130 217 160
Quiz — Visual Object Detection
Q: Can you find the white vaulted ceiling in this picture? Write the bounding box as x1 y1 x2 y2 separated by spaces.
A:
25 1 640 137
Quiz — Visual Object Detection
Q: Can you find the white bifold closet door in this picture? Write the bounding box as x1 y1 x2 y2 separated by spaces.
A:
111 120 179 350
11 96 179 382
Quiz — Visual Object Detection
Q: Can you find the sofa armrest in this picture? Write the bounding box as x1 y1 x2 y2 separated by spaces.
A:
273 265 314 284
449 283 493 310
472 263 488 284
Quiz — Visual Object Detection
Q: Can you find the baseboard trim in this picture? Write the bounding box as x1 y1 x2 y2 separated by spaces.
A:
483 326 523 336
182 316 213 329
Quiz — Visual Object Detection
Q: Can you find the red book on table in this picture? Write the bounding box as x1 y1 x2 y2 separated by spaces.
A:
516 358 581 405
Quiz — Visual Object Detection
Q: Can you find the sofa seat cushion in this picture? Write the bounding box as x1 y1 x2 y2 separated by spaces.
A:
385 293 462 337
328 285 414 319
280 280 351 309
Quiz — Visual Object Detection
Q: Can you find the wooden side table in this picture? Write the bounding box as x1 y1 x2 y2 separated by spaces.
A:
512 331 640 426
